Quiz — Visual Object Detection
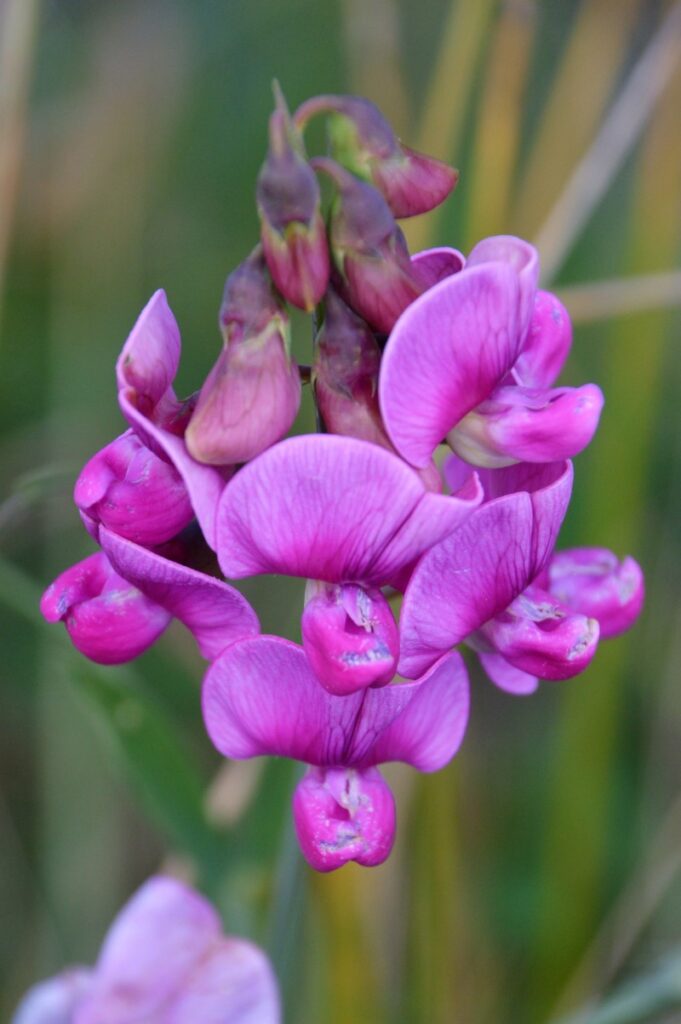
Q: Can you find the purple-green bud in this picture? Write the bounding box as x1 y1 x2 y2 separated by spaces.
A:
257 87 330 311
312 157 423 334
295 94 458 218
186 250 301 465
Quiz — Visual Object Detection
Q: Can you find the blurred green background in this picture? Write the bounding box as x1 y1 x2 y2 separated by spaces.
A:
1 0 681 1021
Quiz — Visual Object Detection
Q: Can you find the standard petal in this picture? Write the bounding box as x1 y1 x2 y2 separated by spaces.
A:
168 939 281 1024
467 235 539 341
477 653 539 696
12 970 91 1024
379 262 522 467
99 528 259 660
76 877 220 1024
115 290 181 408
513 290 572 388
217 435 427 582
398 463 572 677
449 383 604 466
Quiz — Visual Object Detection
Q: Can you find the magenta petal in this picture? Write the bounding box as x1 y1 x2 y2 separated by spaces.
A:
74 431 194 545
115 290 181 409
119 389 227 551
450 383 604 466
293 766 396 872
41 553 171 665
467 235 539 340
398 463 573 677
514 290 572 388
167 939 281 1024
76 877 220 1024
379 263 522 467
12 970 91 1024
478 653 539 696
546 547 644 638
99 528 259 660
410 247 465 288
217 435 471 584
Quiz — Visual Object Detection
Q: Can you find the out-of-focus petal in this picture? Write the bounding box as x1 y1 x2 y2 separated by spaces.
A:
379 263 522 467
12 970 91 1024
478 653 539 696
41 553 171 665
545 548 644 638
467 235 539 341
115 290 181 410
76 877 220 1024
398 463 573 677
202 637 468 772
167 939 281 1024
99 528 259 661
217 435 479 584
513 290 572 388
449 383 604 467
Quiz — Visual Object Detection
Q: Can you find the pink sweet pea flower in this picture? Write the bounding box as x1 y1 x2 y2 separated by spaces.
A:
42 530 258 666
12 876 280 1024
116 290 228 550
202 635 469 871
540 547 644 638
398 460 574 678
379 236 603 470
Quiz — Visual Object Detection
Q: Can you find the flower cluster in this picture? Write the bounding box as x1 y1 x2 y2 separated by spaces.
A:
42 88 643 882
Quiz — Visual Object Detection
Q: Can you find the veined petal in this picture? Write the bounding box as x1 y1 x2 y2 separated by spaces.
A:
467 235 539 341
202 636 468 771
410 247 465 289
12 970 91 1024
115 290 181 409
379 263 522 467
449 383 604 466
477 653 539 696
398 462 572 677
76 877 220 1024
217 435 476 584
167 939 281 1024
99 528 259 661
514 290 572 388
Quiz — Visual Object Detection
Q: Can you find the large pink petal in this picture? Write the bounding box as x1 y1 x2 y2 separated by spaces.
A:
100 528 259 660
217 435 473 584
115 290 181 409
467 235 539 341
76 877 221 1024
398 462 572 677
379 262 522 467
168 939 281 1024
202 636 467 771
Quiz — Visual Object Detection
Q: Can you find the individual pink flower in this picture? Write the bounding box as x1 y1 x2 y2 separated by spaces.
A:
185 250 301 466
379 236 603 469
41 529 259 665
116 290 228 550
216 434 481 693
398 460 574 678
12 876 280 1023
202 635 469 871
538 547 644 638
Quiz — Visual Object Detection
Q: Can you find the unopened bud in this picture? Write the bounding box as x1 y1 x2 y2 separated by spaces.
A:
312 157 423 333
186 251 301 465
302 580 399 695
74 431 193 545
545 548 644 639
257 87 330 310
40 552 171 664
295 94 458 218
293 766 396 871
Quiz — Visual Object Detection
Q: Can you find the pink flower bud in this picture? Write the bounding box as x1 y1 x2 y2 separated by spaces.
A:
74 431 194 545
295 94 458 218
185 251 301 465
545 548 644 638
257 87 330 310
301 581 399 695
477 584 600 680
312 157 423 334
292 766 396 871
40 552 171 664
